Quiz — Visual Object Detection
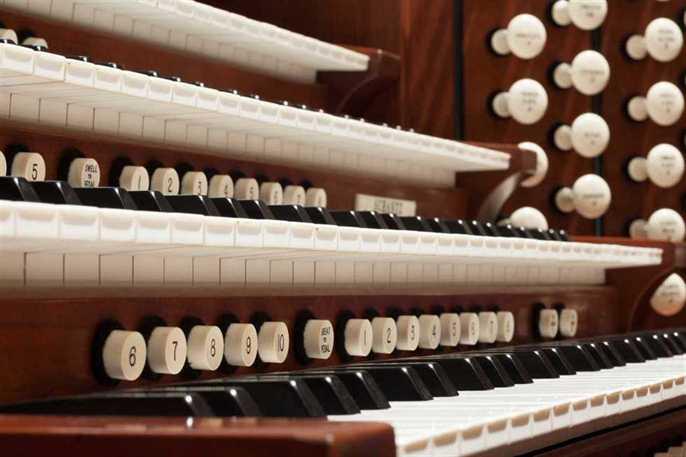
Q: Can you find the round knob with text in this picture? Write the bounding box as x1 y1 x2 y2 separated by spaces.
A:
554 174 611 219
627 82 684 126
553 113 610 158
552 50 610 96
490 14 547 59
492 79 549 125
518 142 549 188
651 273 686 317
630 208 685 242
625 17 683 62
627 144 685 189
551 0 608 30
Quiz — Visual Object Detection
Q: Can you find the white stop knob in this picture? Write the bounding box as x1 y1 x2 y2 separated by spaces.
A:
439 313 460 347
396 315 420 351
554 187 576 214
305 187 327 207
344 319 373 357
645 17 683 62
519 142 549 188
539 309 559 339
646 208 686 242
208 174 234 198
570 113 610 158
235 178 259 200
371 317 397 354
506 79 549 125
460 313 480 346
625 34 648 60
570 50 610 95
572 174 611 219
0 150 5 176
187 325 223 371
258 322 289 363
646 143 684 188
627 157 649 183
627 96 649 122
151 168 180 195
224 323 258 367
418 315 441 349
11 152 45 182
651 273 686 317
119 166 150 191
102 330 147 381
283 185 306 205
181 171 208 196
568 0 608 30
68 157 101 188
259 182 284 205
628 218 648 240
510 206 549 230
147 326 187 375
496 311 515 343
646 81 684 126
559 309 579 338
506 14 547 59
303 319 334 360
551 1 571 27
478 312 498 344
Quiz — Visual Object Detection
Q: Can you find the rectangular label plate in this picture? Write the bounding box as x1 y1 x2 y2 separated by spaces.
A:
354 194 417 216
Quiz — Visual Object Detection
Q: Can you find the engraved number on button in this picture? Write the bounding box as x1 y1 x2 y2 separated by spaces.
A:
128 346 137 367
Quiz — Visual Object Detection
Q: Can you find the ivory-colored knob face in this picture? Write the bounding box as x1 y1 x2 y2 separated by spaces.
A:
554 187 576 213
187 325 223 371
344 319 373 357
459 313 480 346
551 1 571 27
151 168 180 195
208 174 234 198
538 309 559 339
119 166 150 191
554 124 573 151
439 313 461 347
568 0 608 30
257 322 289 364
181 171 208 196
518 142 549 188
0 150 5 176
572 174 611 219
627 96 648 122
552 62 573 90
496 311 515 343
147 327 187 375
0 28 18 44
559 309 579 338
646 144 684 188
371 317 397 354
11 152 46 182
651 273 686 317
303 319 334 360
305 187 327 207
490 28 510 56
68 158 101 188
645 17 683 62
478 312 498 344
646 208 686 242
224 323 258 367
259 182 284 205
507 79 549 124
283 185 306 205
627 157 648 183
646 82 684 126
510 206 549 230
628 218 648 240
625 34 647 60
234 178 259 200
570 113 610 158
570 50 610 95
396 315 420 351
418 315 441 349
102 330 147 381
505 14 547 59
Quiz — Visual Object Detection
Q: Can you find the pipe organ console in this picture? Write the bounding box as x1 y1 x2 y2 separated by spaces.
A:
0 1 685 456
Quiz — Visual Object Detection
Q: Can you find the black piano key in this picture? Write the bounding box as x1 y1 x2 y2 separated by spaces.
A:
473 355 515 387
630 336 658 360
400 216 431 232
490 353 533 384
514 226 534 239
0 176 40 202
304 369 390 410
283 374 360 415
661 332 685 354
165 195 220 216
304 206 337 225
537 347 576 375
212 198 248 218
442 219 472 235
557 229 569 241
330 210 366 228
581 342 615 368
482 222 499 237
640 333 674 358
420 356 495 390
329 366 432 401
547 228 562 241
496 224 518 238
73 187 137 210
0 392 214 417
607 338 646 364
426 217 450 233
142 386 262 417
468 220 488 236
510 350 559 378
128 190 173 212
380 213 406 230
527 228 550 240
672 330 686 351
353 362 457 397
237 200 275 220
31 181 81 205
554 345 600 372
596 340 627 366
269 205 312 223
183 378 325 417
356 211 389 229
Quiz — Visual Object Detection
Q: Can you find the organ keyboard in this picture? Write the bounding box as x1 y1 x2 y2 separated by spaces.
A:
0 1 685 457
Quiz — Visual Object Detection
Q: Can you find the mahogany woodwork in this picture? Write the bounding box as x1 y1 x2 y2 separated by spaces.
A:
0 415 396 457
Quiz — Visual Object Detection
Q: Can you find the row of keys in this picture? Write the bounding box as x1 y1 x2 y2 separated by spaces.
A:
0 149 328 205
101 312 520 381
